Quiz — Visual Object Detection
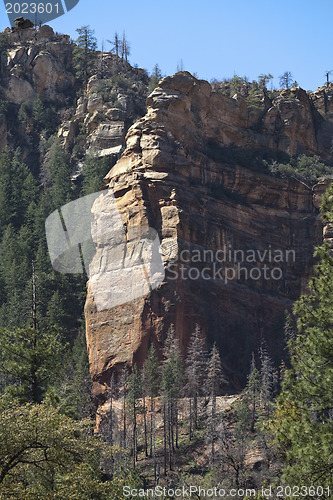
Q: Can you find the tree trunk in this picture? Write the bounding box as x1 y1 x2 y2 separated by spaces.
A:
133 399 136 469
150 396 154 458
143 395 148 457
163 401 167 475
123 390 126 450
189 398 192 442
168 401 172 470
175 398 179 449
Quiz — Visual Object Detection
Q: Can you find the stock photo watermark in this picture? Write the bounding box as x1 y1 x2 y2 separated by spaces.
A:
164 245 296 284
122 484 331 498
46 190 297 311
4 0 80 27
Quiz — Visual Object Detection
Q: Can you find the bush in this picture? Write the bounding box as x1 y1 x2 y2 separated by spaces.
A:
0 33 10 53
266 154 333 182
0 100 8 116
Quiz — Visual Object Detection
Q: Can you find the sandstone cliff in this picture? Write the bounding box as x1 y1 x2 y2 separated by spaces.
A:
1 27 332 400
85 72 333 401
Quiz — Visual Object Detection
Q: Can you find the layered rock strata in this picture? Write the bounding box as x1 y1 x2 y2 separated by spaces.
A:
85 73 332 400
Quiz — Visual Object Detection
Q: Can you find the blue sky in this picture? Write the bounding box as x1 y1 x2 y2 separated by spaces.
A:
1 0 332 90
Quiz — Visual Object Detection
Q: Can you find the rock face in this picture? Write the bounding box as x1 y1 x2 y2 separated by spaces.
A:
85 72 333 401
2 26 74 104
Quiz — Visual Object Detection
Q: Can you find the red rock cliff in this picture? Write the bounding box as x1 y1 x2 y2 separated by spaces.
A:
85 73 332 401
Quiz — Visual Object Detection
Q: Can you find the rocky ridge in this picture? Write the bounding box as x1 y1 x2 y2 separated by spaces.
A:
0 25 149 170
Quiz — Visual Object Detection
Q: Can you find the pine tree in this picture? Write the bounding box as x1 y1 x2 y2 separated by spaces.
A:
57 331 94 420
259 341 274 414
120 366 128 455
107 372 117 453
271 184 333 489
258 73 274 91
73 26 98 88
44 139 72 209
161 326 184 473
246 352 261 432
148 64 162 94
0 324 65 403
142 345 160 480
82 154 110 195
32 94 46 130
279 71 293 89
206 342 224 465
0 147 38 233
185 324 206 439
126 365 142 469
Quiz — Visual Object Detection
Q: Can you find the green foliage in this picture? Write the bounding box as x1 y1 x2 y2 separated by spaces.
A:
43 138 72 208
51 331 94 420
267 154 333 182
18 100 32 125
0 399 118 499
258 73 274 90
0 326 66 403
0 147 38 232
225 75 248 97
0 101 8 116
32 94 45 127
109 74 130 90
0 33 10 54
82 154 111 195
73 26 98 87
143 344 160 398
89 79 117 103
148 63 162 94
279 71 293 89
271 183 333 489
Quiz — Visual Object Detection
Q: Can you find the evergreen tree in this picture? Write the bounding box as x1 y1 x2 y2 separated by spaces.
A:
44 139 72 209
82 154 111 195
0 147 38 232
126 365 142 469
106 372 117 454
32 94 45 129
142 344 160 480
258 73 274 91
148 64 162 94
73 26 98 88
271 184 333 489
259 341 274 414
0 324 65 403
279 71 293 89
246 352 261 432
57 330 94 420
161 325 184 473
206 342 224 465
120 366 128 454
185 324 206 439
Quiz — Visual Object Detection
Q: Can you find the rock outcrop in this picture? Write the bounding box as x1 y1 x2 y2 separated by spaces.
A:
0 25 149 172
1 25 74 104
85 72 333 401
